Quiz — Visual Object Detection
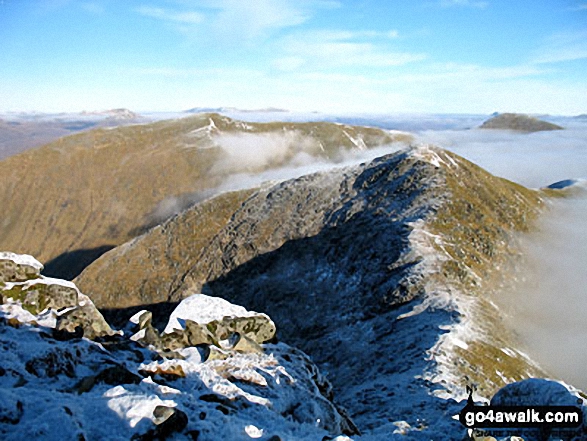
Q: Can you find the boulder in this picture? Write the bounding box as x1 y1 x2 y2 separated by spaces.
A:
490 379 585 441
0 252 43 284
491 378 582 407
2 277 79 315
0 252 115 339
129 295 274 359
162 294 276 344
56 299 115 339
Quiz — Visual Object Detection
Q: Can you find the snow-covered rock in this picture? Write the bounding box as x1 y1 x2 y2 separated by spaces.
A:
0 252 43 284
491 378 583 407
0 259 358 440
0 252 114 338
489 379 586 441
163 293 276 343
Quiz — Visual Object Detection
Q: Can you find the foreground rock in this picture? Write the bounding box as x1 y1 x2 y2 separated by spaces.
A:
129 294 276 357
0 252 114 339
0 254 357 440
479 113 563 132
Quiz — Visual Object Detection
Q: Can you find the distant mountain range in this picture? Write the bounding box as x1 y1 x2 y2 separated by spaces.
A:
0 109 145 159
184 106 289 114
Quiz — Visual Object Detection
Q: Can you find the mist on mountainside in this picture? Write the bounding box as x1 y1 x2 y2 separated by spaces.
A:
150 131 411 222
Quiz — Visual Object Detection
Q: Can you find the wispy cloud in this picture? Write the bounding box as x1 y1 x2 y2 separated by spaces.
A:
437 0 488 8
80 2 104 14
37 0 75 10
531 30 587 64
570 3 587 11
130 66 264 78
274 30 425 71
135 0 340 42
136 5 204 24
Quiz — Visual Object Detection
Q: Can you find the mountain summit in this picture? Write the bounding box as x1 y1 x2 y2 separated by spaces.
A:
479 113 563 132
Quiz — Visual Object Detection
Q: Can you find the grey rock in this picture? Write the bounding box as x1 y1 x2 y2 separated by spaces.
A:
56 302 115 340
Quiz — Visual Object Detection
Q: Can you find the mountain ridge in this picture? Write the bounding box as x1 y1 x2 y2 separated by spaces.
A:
0 114 410 278
76 145 556 437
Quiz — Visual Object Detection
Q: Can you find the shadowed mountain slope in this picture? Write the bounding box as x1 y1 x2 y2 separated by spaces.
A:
77 145 554 437
0 114 408 277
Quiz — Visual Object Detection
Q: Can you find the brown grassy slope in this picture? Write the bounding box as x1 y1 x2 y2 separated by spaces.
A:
0 113 410 270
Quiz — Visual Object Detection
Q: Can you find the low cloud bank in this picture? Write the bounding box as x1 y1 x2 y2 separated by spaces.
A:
416 125 587 188
417 123 587 391
494 193 587 390
150 130 410 223
211 131 320 174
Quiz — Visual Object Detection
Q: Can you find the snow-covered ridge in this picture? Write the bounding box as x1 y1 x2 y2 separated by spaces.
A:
7 144 584 439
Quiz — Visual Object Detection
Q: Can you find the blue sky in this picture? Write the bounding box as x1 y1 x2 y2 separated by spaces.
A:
1 0 586 114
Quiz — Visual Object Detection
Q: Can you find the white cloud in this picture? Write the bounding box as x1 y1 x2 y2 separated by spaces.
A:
136 5 204 24
531 30 587 64
122 57 586 115
407 62 549 81
274 30 425 71
136 0 340 42
437 0 488 8
204 0 320 40
570 3 587 10
272 57 306 71
130 66 264 79
80 2 104 14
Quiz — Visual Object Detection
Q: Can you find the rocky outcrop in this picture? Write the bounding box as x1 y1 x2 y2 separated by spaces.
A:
0 252 44 283
0 252 114 339
76 145 559 438
479 113 563 132
0 114 411 278
486 379 587 441
0 255 358 440
129 294 276 357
